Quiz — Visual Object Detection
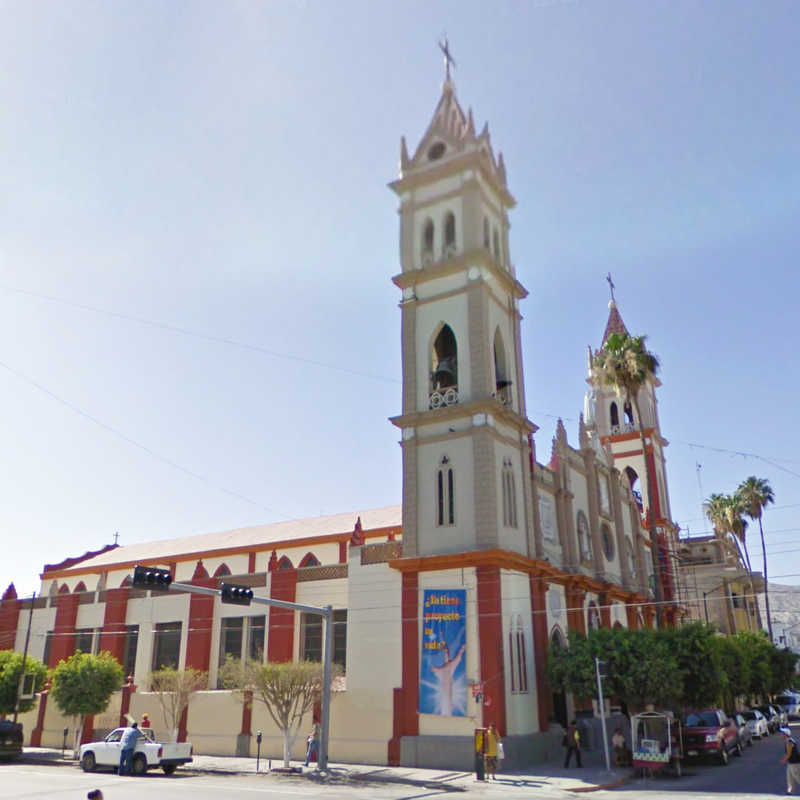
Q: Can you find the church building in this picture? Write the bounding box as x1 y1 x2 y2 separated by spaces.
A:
0 60 680 770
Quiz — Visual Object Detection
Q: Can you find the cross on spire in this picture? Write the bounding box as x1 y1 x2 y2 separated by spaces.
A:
113 531 119 545
606 272 616 303
438 37 456 82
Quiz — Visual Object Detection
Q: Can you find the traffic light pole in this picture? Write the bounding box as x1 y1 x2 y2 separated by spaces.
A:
166 581 334 770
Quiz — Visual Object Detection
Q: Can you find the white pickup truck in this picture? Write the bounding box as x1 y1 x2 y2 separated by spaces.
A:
80 727 193 775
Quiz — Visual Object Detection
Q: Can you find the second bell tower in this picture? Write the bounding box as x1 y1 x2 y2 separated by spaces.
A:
390 68 539 560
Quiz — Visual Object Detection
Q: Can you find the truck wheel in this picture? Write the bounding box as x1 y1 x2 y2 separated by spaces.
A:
719 746 729 766
132 754 147 775
162 764 177 775
81 752 96 772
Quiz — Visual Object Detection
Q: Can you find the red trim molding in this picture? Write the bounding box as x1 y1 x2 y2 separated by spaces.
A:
529 576 550 732
388 571 419 765
477 565 506 736
99 587 129 663
49 592 80 667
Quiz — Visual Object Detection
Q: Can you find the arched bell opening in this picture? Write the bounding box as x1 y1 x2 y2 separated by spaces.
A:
429 324 459 408
493 328 512 405
610 402 619 429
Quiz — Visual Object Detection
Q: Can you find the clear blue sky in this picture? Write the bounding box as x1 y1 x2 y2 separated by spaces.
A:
2 0 798 599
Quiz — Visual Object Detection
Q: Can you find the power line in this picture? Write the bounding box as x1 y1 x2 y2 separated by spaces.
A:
0 357 293 520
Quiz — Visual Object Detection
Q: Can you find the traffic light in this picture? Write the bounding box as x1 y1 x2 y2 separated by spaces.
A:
133 565 172 591
220 581 253 606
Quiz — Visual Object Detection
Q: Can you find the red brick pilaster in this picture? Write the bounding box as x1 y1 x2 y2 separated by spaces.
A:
99 587 129 663
177 704 188 743
388 571 419 766
529 575 550 732
566 585 586 636
30 683 49 746
184 561 216 672
267 558 297 663
599 593 612 629
0 584 20 651
625 603 639 630
119 676 137 727
477 565 506 737
49 590 80 667
240 690 253 736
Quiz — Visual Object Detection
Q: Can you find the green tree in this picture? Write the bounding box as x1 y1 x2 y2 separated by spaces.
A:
737 477 775 643
593 332 663 622
50 651 124 756
220 658 340 768
662 622 723 710
149 667 207 741
0 650 48 715
713 635 751 710
547 627 681 711
769 646 799 696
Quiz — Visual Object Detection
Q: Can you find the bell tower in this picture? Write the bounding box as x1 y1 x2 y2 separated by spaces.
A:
390 57 538 560
586 297 677 599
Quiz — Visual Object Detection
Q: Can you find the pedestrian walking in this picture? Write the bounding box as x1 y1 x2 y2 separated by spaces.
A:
780 726 800 794
304 722 320 767
484 723 499 780
563 720 582 768
118 722 143 776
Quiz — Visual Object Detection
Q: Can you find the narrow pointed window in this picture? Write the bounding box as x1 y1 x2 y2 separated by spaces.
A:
494 328 511 405
436 456 455 526
502 458 517 528
444 212 456 255
492 228 500 260
624 402 634 425
483 217 490 249
610 402 619 428
422 219 434 254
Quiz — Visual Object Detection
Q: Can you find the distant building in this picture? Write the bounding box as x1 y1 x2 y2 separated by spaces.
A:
677 533 762 634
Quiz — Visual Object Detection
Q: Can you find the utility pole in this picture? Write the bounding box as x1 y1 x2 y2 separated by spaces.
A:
595 658 611 772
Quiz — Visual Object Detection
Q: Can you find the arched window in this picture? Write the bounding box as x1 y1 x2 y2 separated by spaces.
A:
431 324 458 392
299 553 320 567
492 228 500 260
277 556 293 570
493 329 510 400
443 212 456 253
625 539 636 578
508 615 529 694
576 510 592 562
610 402 619 428
436 455 455 526
483 217 490 249
601 524 614 561
587 601 601 630
73 581 87 593
626 467 642 509
213 563 231 578
550 627 565 651
422 218 434 256
502 457 517 528
624 402 634 425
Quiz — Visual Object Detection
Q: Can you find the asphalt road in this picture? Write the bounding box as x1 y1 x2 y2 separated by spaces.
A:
603 724 794 798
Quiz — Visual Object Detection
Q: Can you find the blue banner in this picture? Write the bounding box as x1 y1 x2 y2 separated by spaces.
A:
419 589 466 716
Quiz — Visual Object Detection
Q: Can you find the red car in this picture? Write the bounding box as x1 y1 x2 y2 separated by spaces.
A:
683 709 742 765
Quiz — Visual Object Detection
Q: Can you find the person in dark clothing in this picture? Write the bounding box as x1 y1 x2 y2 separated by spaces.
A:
563 720 582 768
87 791 103 800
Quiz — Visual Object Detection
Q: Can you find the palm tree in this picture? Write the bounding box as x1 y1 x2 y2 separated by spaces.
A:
593 332 664 622
737 476 775 642
704 492 755 631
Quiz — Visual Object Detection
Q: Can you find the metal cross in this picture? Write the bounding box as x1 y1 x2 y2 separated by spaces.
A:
113 531 119 545
439 37 456 81
606 272 616 303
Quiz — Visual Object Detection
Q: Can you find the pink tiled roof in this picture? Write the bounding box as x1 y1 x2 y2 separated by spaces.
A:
48 505 402 575
601 301 629 347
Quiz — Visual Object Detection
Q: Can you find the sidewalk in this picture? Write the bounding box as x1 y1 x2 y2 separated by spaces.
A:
20 746 628 793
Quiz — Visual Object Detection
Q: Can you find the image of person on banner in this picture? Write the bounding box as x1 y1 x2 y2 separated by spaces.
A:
419 589 467 716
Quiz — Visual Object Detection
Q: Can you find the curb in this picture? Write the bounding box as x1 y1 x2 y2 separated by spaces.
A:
566 771 631 793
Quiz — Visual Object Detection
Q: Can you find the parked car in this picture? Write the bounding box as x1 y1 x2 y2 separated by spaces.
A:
0 720 23 761
776 695 800 720
79 727 193 776
740 709 770 739
755 705 780 733
683 709 742 765
729 712 753 748
771 704 789 727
